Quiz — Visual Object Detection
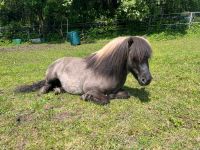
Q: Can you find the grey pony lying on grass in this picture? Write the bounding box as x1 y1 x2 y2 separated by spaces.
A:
15 36 152 105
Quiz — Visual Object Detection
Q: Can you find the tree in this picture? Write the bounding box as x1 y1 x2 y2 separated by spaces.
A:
116 0 150 21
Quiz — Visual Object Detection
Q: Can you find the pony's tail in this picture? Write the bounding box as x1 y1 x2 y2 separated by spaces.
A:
15 80 46 93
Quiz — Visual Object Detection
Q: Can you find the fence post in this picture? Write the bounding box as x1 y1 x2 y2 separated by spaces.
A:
66 19 69 41
189 12 193 28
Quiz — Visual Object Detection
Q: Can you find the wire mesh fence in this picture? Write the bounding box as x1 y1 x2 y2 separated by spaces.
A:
148 12 200 29
0 12 200 41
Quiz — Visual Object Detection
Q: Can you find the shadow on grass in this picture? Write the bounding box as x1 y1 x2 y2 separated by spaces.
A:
124 86 151 103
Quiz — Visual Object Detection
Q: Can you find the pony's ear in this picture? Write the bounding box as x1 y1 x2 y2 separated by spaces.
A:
128 37 134 48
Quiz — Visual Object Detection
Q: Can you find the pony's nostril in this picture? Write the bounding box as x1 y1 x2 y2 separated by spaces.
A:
138 75 152 86
141 78 146 83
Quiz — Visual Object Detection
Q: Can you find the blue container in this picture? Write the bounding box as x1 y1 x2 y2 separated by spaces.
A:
12 38 22 45
67 31 80 45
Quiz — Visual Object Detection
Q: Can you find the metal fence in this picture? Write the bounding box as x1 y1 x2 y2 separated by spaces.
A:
0 12 200 40
148 12 200 29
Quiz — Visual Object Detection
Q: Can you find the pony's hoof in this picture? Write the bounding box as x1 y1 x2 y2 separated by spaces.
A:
89 96 110 105
115 91 130 99
54 87 62 95
80 94 93 101
39 86 48 95
80 94 110 105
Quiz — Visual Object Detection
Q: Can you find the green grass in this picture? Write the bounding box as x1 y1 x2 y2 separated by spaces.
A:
0 35 200 149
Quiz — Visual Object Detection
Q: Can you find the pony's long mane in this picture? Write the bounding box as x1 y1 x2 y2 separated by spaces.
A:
85 36 152 77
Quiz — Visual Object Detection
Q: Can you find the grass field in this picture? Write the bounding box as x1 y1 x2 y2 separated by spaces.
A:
0 35 200 149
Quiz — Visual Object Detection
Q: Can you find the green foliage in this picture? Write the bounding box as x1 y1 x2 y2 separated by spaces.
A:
84 21 117 39
45 33 65 42
3 22 25 39
1 0 200 40
187 24 200 36
148 24 200 41
169 116 184 128
117 0 150 21
146 0 200 15
0 39 11 46
163 0 200 13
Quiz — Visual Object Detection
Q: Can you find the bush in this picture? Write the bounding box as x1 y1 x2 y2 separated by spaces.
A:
0 38 11 46
2 22 24 39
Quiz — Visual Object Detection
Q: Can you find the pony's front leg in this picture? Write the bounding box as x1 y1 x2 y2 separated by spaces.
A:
81 90 110 105
109 89 130 99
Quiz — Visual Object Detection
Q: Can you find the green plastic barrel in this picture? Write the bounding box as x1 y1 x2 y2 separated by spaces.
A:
12 39 22 45
67 31 80 45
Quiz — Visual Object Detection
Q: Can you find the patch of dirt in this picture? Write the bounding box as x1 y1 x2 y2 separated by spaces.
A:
43 104 54 110
16 110 35 123
53 112 70 121
17 138 27 150
0 44 63 51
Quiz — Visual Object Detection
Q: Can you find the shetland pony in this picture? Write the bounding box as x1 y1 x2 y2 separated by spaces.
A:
16 36 152 105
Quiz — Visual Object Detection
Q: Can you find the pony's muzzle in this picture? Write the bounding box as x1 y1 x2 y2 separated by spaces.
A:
138 75 152 86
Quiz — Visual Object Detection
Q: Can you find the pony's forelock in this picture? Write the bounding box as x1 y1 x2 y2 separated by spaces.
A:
130 36 152 62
